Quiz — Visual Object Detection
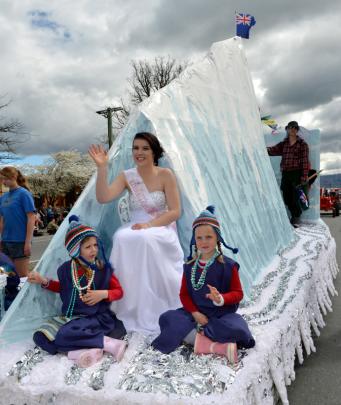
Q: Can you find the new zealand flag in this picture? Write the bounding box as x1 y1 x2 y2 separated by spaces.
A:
236 13 256 39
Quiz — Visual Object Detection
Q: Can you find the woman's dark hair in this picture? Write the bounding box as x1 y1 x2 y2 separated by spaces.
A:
133 132 165 166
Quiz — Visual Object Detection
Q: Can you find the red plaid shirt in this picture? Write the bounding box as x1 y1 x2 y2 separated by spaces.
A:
267 136 309 179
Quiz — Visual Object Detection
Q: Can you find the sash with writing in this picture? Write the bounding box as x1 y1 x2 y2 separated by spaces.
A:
124 168 165 218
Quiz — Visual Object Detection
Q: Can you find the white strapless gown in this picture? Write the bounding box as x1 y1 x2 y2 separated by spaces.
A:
109 191 183 335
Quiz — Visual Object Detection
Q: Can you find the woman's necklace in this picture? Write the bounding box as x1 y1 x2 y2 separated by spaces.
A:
191 250 219 291
71 260 95 298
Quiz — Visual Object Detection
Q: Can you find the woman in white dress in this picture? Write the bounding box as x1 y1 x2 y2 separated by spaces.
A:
89 133 184 335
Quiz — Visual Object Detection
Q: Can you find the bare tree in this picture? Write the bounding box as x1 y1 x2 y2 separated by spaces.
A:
128 56 187 105
110 56 187 134
112 97 131 131
0 97 26 161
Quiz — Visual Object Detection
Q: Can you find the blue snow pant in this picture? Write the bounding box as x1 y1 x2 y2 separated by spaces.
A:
33 310 117 355
151 308 255 354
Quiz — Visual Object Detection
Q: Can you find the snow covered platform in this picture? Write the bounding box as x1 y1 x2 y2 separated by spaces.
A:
0 221 337 405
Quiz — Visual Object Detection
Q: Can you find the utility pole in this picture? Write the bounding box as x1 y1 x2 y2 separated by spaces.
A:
96 107 124 148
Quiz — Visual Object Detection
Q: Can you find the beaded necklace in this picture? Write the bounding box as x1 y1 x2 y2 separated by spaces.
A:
71 259 95 298
65 274 85 318
65 260 96 319
191 250 220 291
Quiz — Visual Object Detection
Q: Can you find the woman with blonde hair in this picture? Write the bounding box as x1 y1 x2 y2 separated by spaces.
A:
0 166 36 276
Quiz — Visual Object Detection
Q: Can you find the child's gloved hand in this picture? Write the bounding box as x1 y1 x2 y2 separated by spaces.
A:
81 290 108 306
192 311 208 326
206 284 224 305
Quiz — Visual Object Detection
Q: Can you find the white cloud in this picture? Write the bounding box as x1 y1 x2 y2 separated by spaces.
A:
321 153 341 174
0 0 339 173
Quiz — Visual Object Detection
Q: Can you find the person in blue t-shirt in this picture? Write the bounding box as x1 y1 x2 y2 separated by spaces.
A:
0 167 36 277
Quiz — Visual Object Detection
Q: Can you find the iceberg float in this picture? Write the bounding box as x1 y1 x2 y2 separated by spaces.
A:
0 37 338 405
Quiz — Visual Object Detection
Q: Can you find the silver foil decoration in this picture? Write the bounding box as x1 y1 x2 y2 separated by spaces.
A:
88 354 115 390
7 223 332 400
118 345 240 397
241 234 300 309
7 346 45 381
242 224 329 326
115 225 330 398
64 364 84 385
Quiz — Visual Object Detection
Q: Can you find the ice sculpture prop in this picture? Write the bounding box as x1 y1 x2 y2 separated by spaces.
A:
0 38 338 405
0 37 293 342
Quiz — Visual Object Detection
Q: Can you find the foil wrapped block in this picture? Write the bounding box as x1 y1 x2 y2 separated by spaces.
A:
88 354 115 391
65 364 84 385
118 345 240 397
7 346 44 381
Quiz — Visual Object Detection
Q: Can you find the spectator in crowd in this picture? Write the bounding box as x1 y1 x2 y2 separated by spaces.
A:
47 215 59 235
46 205 55 223
0 167 36 277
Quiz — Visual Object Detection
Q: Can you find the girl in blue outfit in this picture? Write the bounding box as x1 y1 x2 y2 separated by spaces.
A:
152 206 255 365
0 167 36 277
28 216 127 368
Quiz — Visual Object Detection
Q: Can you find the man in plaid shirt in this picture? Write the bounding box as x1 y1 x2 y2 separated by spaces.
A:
267 121 309 227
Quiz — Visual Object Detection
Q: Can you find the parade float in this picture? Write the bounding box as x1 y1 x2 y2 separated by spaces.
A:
0 37 338 405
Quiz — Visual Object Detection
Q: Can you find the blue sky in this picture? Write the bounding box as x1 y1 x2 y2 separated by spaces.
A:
6 154 49 166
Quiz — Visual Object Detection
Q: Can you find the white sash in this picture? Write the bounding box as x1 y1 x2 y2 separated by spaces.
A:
124 168 164 218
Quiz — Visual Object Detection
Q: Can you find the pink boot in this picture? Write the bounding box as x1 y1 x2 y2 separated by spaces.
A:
103 336 127 362
194 333 238 365
67 348 103 368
